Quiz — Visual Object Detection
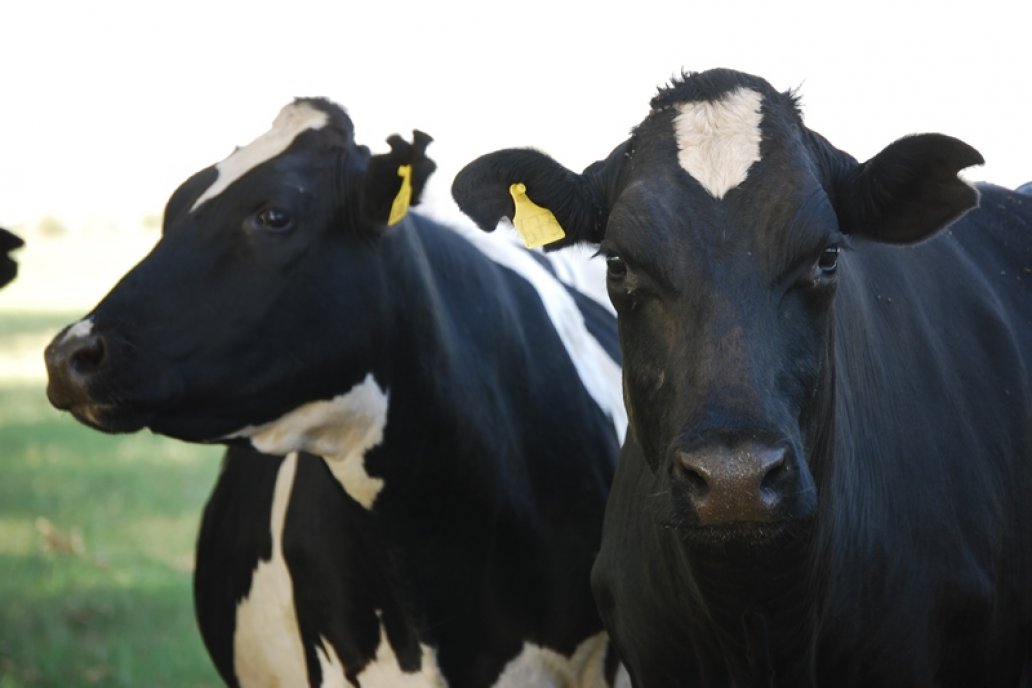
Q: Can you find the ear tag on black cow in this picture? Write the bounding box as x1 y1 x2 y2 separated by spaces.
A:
509 183 566 249
388 164 413 227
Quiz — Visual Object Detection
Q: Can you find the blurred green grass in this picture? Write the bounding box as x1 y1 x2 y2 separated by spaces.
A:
0 312 223 687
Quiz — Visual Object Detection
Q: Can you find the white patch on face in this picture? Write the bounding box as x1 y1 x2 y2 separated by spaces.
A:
233 452 309 687
491 632 623 688
460 227 627 443
673 87 764 199
191 101 330 212
60 317 94 345
225 373 390 510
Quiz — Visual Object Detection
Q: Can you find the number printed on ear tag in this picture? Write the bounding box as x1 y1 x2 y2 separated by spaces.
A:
509 183 566 248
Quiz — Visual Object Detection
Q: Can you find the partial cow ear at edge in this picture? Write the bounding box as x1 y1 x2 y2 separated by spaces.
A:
364 130 436 228
834 133 984 244
452 149 604 251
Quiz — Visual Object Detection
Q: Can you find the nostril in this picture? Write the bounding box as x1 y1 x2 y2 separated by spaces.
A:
69 336 106 374
676 453 711 499
760 458 788 492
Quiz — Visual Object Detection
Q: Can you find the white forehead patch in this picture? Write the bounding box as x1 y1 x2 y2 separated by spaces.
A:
224 373 390 510
673 87 764 199
191 101 330 212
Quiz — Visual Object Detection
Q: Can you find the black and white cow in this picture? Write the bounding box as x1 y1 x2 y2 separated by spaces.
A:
44 98 628 687
453 68 1032 687
1 226 23 289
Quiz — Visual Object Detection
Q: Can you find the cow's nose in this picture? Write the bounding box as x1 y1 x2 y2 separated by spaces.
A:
675 442 791 526
44 326 108 406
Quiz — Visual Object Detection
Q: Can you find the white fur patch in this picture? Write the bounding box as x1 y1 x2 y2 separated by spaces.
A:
225 374 390 510
673 87 764 199
333 615 445 687
460 227 627 443
231 455 443 687
234 452 309 687
60 317 94 344
492 632 626 688
191 101 330 212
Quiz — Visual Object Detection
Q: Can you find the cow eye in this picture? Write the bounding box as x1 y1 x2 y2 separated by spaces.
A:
817 245 840 274
606 255 627 280
249 207 294 233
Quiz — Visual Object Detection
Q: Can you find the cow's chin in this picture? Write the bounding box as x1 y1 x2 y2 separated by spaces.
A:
67 403 153 434
673 519 814 560
146 412 247 445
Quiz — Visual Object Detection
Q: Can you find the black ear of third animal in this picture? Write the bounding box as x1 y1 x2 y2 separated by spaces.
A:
0 227 25 289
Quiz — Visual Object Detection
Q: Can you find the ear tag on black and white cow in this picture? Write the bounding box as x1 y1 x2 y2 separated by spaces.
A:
388 164 413 227
509 183 566 249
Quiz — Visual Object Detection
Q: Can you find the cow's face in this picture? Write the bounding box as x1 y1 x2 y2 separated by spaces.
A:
45 99 434 442
453 68 982 546
596 98 845 542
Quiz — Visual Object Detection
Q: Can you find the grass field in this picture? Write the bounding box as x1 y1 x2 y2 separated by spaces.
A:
0 312 223 687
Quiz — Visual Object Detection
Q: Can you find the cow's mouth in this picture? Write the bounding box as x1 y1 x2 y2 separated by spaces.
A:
668 519 813 557
64 401 154 434
46 375 153 434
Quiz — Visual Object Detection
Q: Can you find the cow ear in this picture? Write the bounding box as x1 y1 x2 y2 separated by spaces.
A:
0 227 24 289
364 130 436 227
452 149 605 250
833 133 984 244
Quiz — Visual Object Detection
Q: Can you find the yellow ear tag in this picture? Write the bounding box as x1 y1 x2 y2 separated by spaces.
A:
509 183 566 249
388 164 413 227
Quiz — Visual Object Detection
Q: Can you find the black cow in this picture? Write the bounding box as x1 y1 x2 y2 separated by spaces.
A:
453 68 1032 687
1 226 23 288
44 98 628 687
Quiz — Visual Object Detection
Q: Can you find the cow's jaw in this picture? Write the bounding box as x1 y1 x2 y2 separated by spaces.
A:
225 373 390 510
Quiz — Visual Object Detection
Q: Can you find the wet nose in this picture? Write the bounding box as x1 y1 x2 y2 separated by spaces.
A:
44 324 107 406
675 442 792 526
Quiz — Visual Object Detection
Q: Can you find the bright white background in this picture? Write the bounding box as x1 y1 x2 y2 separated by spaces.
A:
0 0 1028 310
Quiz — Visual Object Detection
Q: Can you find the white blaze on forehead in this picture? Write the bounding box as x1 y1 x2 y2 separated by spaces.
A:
233 452 309 687
225 373 390 510
673 87 764 199
191 101 330 212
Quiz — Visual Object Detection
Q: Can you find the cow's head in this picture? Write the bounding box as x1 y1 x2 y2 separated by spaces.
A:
454 68 982 545
0 227 24 289
45 98 435 442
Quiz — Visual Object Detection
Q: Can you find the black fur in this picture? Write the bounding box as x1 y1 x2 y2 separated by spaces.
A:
453 68 1032 687
44 99 624 686
0 226 24 289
